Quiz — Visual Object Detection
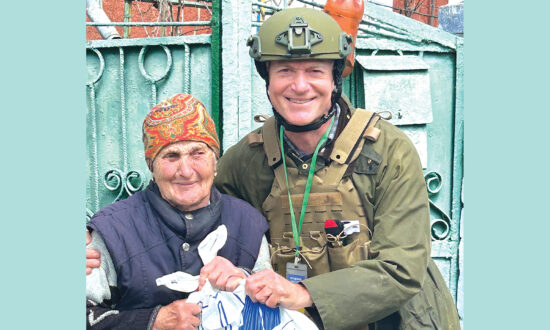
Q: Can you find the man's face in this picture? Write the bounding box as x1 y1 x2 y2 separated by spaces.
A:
267 60 334 127
152 141 216 212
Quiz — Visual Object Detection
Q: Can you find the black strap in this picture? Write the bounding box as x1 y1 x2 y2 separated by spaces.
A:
273 106 336 132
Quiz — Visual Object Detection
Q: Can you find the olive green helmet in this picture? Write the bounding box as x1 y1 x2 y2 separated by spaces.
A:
247 8 353 62
247 8 352 133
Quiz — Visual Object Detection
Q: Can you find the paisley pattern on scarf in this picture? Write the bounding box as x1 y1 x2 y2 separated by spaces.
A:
142 93 220 168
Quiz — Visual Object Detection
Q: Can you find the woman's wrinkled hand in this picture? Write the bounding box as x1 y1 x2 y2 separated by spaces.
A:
86 230 101 275
199 256 246 292
152 299 201 330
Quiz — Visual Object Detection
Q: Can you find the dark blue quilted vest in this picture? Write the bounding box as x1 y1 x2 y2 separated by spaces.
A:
87 186 268 310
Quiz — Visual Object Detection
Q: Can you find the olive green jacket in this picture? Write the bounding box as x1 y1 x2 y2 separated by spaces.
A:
214 97 460 329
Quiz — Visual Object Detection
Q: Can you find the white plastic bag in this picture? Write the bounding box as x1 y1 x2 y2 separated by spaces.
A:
156 224 318 329
187 281 318 330
156 225 228 293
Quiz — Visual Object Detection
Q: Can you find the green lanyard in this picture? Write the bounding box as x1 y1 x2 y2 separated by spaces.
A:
279 117 335 260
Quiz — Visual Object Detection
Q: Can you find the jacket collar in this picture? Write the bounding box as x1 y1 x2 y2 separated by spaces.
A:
145 181 222 243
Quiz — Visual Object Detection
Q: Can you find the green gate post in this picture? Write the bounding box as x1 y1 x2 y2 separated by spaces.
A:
211 0 222 150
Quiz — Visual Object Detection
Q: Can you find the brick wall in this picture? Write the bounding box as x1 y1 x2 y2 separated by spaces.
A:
86 0 212 40
393 0 448 26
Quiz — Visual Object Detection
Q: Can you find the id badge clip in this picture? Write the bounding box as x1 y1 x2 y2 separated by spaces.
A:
286 254 307 283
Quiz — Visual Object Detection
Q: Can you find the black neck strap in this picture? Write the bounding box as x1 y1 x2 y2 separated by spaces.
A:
273 106 336 133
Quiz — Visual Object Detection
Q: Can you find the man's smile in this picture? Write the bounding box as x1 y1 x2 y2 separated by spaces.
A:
286 97 315 104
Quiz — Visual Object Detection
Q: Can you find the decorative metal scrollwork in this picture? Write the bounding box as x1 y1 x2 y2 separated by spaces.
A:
430 218 450 241
86 48 105 87
424 170 452 241
138 45 172 106
104 169 146 203
86 44 184 222
425 170 442 194
86 48 105 214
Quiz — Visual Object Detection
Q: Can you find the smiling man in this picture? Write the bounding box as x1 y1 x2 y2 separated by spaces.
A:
213 7 461 330
266 60 335 154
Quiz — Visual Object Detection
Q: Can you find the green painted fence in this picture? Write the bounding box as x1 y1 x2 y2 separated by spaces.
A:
85 36 213 219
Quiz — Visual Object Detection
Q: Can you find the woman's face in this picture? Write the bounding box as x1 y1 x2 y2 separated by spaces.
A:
152 141 216 212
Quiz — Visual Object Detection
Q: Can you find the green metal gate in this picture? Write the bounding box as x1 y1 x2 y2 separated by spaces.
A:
86 35 215 219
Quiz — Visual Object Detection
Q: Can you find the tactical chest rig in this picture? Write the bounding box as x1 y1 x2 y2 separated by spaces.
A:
250 109 382 278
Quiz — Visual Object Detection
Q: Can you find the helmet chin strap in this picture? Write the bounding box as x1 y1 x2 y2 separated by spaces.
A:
273 106 336 133
266 87 340 133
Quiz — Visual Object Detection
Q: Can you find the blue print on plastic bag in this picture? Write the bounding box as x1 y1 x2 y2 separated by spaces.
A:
239 296 281 330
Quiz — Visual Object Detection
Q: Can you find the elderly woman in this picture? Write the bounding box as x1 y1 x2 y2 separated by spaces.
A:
86 93 270 329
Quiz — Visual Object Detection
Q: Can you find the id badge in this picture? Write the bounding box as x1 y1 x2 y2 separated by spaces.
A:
286 262 307 283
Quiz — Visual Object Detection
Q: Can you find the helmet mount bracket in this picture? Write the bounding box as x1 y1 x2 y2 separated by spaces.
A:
275 16 323 55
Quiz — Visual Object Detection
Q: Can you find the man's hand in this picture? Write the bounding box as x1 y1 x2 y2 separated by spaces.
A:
199 256 246 292
152 299 201 330
86 230 101 275
245 269 313 310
